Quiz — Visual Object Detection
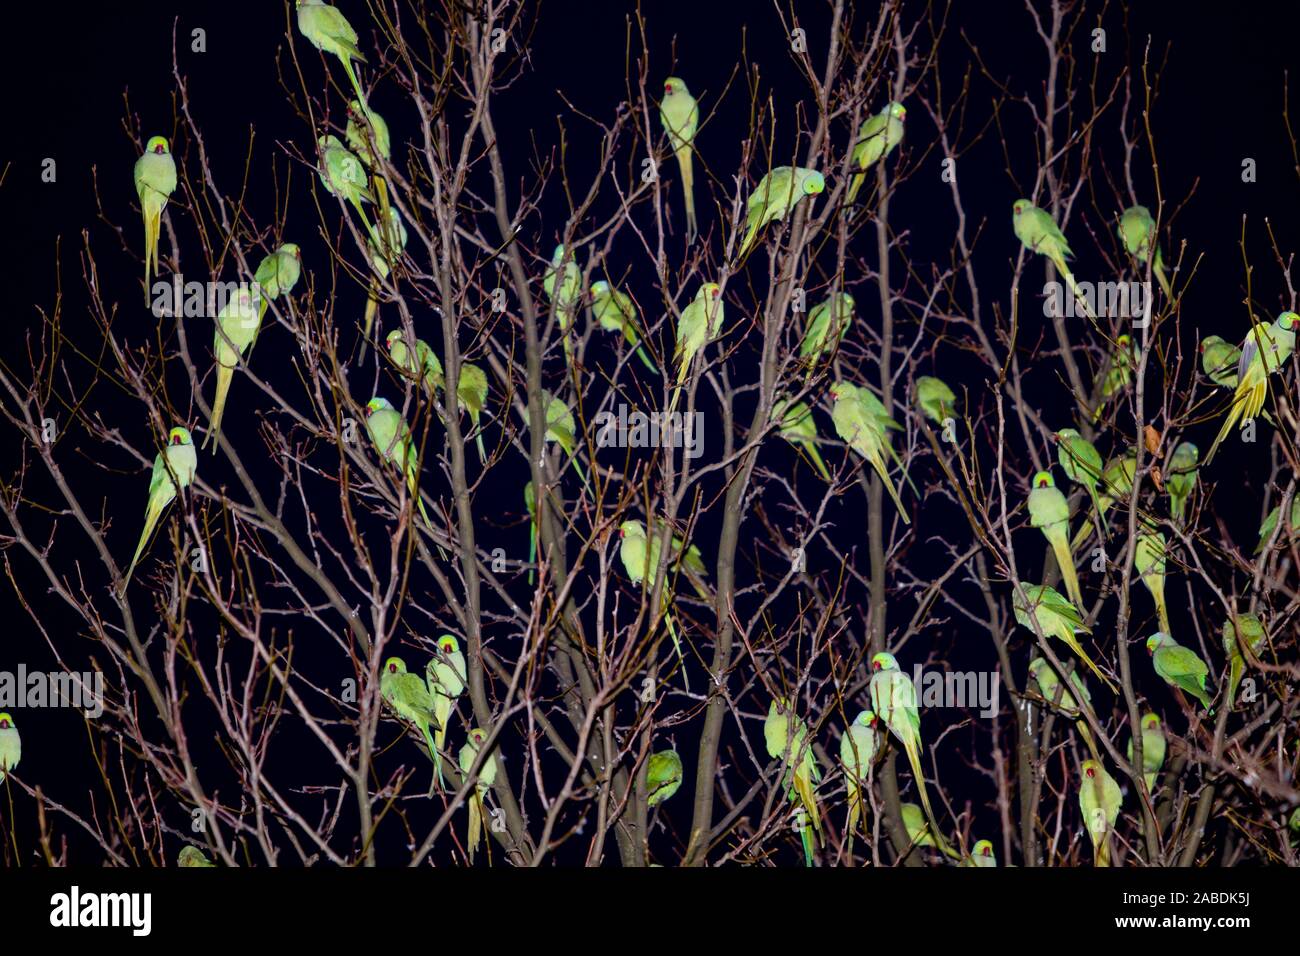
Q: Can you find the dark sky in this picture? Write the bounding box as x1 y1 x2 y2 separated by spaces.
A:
1 1 1296 865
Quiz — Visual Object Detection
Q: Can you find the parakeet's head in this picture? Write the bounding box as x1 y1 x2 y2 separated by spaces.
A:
0 713 13 729
887 101 906 120
663 77 690 97
870 652 899 672
1276 311 1299 331
383 657 408 675
385 329 405 350
1053 428 1080 445
468 728 487 746
438 634 461 656
829 381 850 402
1028 658 1047 678
1117 334 1132 349
1141 713 1161 731
802 172 826 195
367 396 395 414
972 839 994 859
348 99 365 117
770 696 791 715
590 280 609 295
1012 198 1031 216
699 282 721 302
551 243 568 262
279 242 302 259
1145 632 1173 654
618 519 646 540
168 427 193 447
1081 759 1100 780
1031 470 1055 489
853 710 876 728
145 135 170 155
1179 442 1199 457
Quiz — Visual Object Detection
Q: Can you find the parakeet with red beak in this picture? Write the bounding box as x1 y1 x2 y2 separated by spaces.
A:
177 845 215 867
1146 632 1213 712
134 135 177 299
961 839 997 867
124 426 198 587
846 102 905 204
659 78 699 239
379 656 439 791
296 0 370 112
203 288 259 452
737 167 825 259
869 653 955 858
1126 713 1166 791
1078 759 1122 866
839 709 877 844
0 712 20 784
425 634 466 791
1027 470 1084 610
457 727 499 863
830 381 911 524
1013 199 1096 324
365 397 432 529
764 697 822 866
672 283 725 407
1206 312 1299 463
251 243 303 349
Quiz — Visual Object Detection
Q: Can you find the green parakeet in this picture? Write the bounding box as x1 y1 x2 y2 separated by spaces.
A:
645 749 684 808
1134 531 1171 634
456 363 489 463
1118 205 1173 299
125 426 198 587
1126 712 1166 792
345 100 389 167
900 802 936 848
457 726 499 863
846 101 905 205
251 242 303 347
0 712 19 784
1055 429 1105 543
915 376 957 425
1199 335 1241 389
1028 656 1098 761
800 293 854 382
659 77 699 239
1256 495 1300 554
590 280 657 372
961 839 997 867
1165 441 1199 526
839 709 877 841
764 697 822 867
1027 470 1085 611
870 652 954 857
177 845 215 867
203 288 259 452
772 396 831 481
1013 199 1095 323
543 244 581 361
618 518 709 678
1092 334 1135 421
1206 312 1299 464
1070 450 1137 553
134 135 177 299
672 282 725 401
1013 583 1115 692
363 203 408 351
379 656 439 790
365 396 433 528
1078 759 1122 866
830 381 910 524
542 390 590 490
386 329 444 397
737 166 825 259
1221 612 1266 707
317 134 373 226
296 0 369 111
1146 632 1214 712
425 634 466 792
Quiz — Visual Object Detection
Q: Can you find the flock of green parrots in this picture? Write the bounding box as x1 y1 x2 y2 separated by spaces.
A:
11 0 1293 866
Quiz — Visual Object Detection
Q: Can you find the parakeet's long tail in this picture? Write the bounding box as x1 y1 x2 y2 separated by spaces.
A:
246 300 269 362
340 56 369 118
1205 378 1267 464
800 820 815 867
1075 719 1101 765
737 220 759 260
1153 260 1173 301
1047 528 1084 610
1060 632 1117 693
661 598 691 692
143 207 159 302
846 170 866 206
902 737 956 859
433 700 449 792
675 146 696 240
1095 835 1111 867
124 499 165 588
361 279 380 362
527 519 537 585
870 454 911 525
1056 260 1098 326
203 364 235 452
635 344 659 374
467 792 482 863
804 441 832 482
420 722 439 793
1151 586 1170 634
475 431 487 464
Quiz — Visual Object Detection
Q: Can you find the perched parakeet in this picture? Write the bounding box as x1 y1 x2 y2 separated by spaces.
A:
672 283 725 397
764 698 822 866
1070 450 1137 553
134 135 177 299
0 712 19 784
1013 199 1094 323
870 653 954 857
800 293 854 381
1256 495 1300 554
1221 612 1266 707
251 242 303 342
386 329 443 397
1165 441 1199 526
543 244 581 361
124 426 198 586
1199 335 1241 389
839 709 877 840
203 288 259 452
456 363 489 463
1027 470 1085 611
542 390 589 489
177 845 215 867
363 202 408 350
961 839 997 867
1012 583 1115 692
1134 531 1171 635
772 396 831 481
296 0 369 110
1092 334 1135 421
846 102 905 205
1126 712 1166 792
1078 759 1122 866
317 134 373 225
457 727 499 863
1146 632 1214 712
830 381 910 524
424 634 466 792
379 656 439 790
618 519 709 677
1028 656 1098 760
365 396 433 528
900 802 936 848
1118 205 1173 299
1206 312 1299 463
737 167 825 259
1055 429 1105 527
590 280 657 372
645 749 684 808
659 77 699 239
345 100 390 167
915 376 957 425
